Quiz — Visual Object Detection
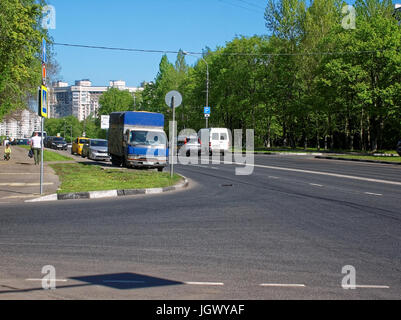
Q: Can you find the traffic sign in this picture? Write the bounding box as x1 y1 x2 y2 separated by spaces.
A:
165 90 182 108
42 38 47 64
39 85 48 118
101 115 110 129
204 106 210 114
204 113 210 118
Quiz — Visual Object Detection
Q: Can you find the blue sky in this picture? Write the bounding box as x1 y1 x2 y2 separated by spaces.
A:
47 0 268 87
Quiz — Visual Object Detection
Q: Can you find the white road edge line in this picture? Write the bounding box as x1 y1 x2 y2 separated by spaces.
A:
259 283 306 287
227 160 401 186
342 285 390 289
184 281 224 286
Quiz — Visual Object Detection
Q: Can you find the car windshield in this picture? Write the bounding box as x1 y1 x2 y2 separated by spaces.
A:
53 138 65 142
79 139 89 144
91 140 107 147
129 130 167 146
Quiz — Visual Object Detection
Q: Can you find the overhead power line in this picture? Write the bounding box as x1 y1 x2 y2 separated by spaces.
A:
53 42 398 58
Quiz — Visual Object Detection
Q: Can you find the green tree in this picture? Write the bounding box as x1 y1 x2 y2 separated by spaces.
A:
0 0 50 120
98 88 135 115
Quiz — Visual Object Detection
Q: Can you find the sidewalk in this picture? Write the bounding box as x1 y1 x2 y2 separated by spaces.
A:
0 146 60 203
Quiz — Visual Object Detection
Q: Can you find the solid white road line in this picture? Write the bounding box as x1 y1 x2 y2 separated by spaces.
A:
184 281 224 286
227 160 401 186
259 283 306 288
309 183 323 187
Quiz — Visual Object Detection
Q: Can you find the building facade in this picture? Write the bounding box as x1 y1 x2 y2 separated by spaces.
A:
0 109 41 139
50 80 143 121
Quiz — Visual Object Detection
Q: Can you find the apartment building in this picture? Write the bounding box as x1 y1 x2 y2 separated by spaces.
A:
0 109 41 139
50 79 143 121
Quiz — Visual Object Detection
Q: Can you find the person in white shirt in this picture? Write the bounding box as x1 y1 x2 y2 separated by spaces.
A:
30 133 42 165
3 137 9 147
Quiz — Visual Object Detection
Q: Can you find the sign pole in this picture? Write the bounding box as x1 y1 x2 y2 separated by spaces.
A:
40 116 44 194
170 96 175 179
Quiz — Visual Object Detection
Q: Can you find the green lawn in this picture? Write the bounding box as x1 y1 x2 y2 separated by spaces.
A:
18 145 73 161
50 163 182 193
327 155 401 163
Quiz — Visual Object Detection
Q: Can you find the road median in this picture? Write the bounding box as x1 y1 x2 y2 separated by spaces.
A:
26 162 187 202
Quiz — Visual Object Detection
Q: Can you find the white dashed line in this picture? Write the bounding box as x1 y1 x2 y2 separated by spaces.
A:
184 281 224 286
309 183 323 187
343 285 390 289
364 192 383 196
25 279 68 282
259 283 306 288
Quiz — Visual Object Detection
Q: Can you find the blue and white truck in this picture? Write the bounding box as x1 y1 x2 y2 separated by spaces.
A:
108 111 168 171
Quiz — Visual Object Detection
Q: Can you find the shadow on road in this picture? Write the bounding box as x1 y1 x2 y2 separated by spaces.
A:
0 272 183 295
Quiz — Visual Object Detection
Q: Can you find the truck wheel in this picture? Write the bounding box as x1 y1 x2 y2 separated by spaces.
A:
111 156 122 167
157 167 163 172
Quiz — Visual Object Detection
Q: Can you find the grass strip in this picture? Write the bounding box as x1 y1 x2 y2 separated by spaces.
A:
18 145 73 161
50 162 182 193
327 155 401 163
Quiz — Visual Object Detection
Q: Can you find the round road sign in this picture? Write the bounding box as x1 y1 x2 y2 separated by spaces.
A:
165 90 182 108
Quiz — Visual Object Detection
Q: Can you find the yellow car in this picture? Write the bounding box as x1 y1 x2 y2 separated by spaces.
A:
71 137 90 155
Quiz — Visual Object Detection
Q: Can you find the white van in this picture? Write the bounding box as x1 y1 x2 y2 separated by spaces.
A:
198 128 230 156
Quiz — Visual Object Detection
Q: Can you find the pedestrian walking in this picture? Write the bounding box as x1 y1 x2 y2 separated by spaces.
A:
30 132 42 165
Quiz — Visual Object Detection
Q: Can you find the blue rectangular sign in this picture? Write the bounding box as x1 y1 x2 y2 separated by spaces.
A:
42 38 47 64
204 107 210 114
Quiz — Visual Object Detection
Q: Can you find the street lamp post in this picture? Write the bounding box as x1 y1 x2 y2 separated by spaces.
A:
183 52 209 129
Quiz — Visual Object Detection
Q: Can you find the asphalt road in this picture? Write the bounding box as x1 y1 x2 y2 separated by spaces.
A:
0 153 400 299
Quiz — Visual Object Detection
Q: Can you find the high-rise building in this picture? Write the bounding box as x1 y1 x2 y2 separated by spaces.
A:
0 109 41 139
50 80 143 121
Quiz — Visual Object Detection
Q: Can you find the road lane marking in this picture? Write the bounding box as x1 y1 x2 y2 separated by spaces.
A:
26 279 68 282
309 183 323 187
259 283 306 288
225 160 401 186
268 176 279 179
184 281 224 286
364 192 383 196
342 285 389 289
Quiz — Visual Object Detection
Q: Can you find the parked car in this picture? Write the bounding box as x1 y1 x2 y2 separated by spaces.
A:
14 138 30 145
31 131 47 139
177 135 201 157
198 128 231 156
50 137 68 150
71 137 90 155
81 139 110 161
397 140 401 156
44 136 55 148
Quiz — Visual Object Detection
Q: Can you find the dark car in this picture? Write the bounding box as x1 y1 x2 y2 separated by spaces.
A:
50 137 68 150
397 140 401 156
44 136 55 148
17 138 30 145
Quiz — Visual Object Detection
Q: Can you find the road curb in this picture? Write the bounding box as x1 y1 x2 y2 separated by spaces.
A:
315 156 401 165
26 175 189 202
